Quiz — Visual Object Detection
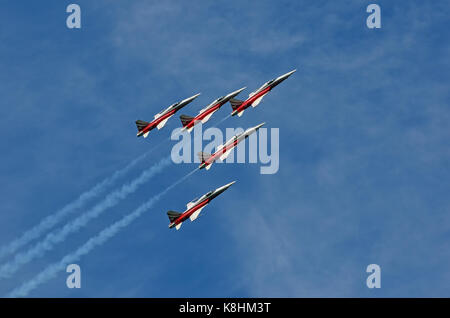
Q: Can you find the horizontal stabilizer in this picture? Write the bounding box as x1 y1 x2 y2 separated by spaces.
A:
136 120 150 132
180 114 195 127
230 98 244 111
198 152 212 163
176 223 182 230
167 210 182 222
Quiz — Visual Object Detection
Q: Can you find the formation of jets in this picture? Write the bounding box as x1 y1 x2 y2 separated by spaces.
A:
134 70 295 230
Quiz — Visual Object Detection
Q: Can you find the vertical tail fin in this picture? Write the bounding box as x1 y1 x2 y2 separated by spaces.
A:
136 120 150 131
179 114 195 127
197 152 212 163
167 211 182 222
229 98 244 110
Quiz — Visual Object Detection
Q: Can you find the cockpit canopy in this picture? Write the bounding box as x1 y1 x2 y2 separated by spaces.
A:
158 104 175 115
205 191 213 197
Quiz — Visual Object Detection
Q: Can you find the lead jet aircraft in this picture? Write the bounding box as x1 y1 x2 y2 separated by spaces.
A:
230 69 296 117
198 123 265 170
136 93 200 138
167 181 235 230
179 87 246 133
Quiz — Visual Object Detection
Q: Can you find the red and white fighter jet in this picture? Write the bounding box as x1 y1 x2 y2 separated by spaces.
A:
167 181 235 230
230 69 296 117
198 123 265 170
179 87 246 133
135 93 200 138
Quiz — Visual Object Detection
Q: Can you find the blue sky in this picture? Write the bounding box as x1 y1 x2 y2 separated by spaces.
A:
0 0 449 297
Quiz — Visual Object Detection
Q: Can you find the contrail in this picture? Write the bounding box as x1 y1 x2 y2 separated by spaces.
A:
213 113 233 127
7 168 198 297
0 156 172 279
0 145 162 260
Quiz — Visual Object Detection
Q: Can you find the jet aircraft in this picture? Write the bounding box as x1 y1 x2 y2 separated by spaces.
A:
136 93 200 138
179 87 246 132
230 70 296 117
167 181 235 230
198 123 265 170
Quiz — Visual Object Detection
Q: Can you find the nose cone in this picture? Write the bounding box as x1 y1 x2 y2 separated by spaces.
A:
254 122 265 130
222 180 236 188
229 87 247 98
211 181 236 198
223 87 246 103
285 69 297 76
244 122 265 136
275 69 297 84
181 93 201 105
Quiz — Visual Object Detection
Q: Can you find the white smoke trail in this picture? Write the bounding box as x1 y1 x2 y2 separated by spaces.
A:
213 113 232 127
7 168 198 297
0 148 156 260
0 156 172 279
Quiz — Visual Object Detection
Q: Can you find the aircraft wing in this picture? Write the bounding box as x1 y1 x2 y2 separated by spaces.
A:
190 206 206 221
216 144 224 152
252 94 266 107
186 201 195 209
220 148 233 161
156 117 170 129
201 110 216 123
199 105 210 114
